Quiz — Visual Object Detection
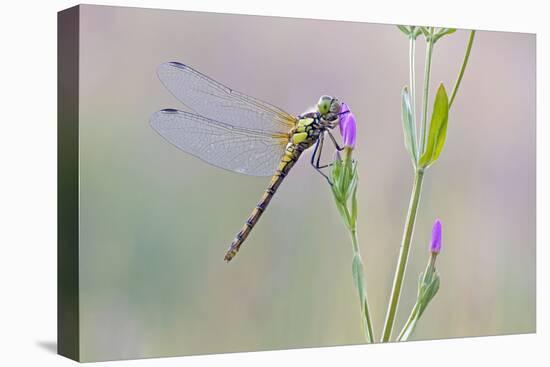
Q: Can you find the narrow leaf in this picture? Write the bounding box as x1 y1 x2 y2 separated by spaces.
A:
352 162 359 186
397 25 411 36
401 86 417 164
438 28 457 37
400 317 419 341
431 114 449 163
417 271 425 298
420 26 430 38
332 199 348 226
352 254 366 305
417 273 440 318
419 84 449 168
330 184 343 204
351 184 358 228
434 28 457 43
443 28 457 35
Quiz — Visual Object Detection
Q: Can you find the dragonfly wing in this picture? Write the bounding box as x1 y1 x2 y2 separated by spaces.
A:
157 62 297 134
150 109 288 177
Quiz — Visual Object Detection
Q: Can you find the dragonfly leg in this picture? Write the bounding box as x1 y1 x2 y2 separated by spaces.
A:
326 129 344 151
310 134 332 184
315 136 336 169
315 134 323 168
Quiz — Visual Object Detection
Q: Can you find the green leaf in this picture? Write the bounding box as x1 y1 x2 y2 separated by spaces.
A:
352 252 372 342
419 83 449 168
443 28 457 35
330 193 349 226
397 25 411 36
400 318 419 341
352 254 366 305
401 86 417 165
417 272 440 318
431 121 448 163
329 160 344 200
348 161 358 201
414 262 441 320
400 260 441 341
416 271 425 298
420 26 431 39
330 183 343 204
433 28 457 43
351 184 358 228
342 160 354 200
339 159 357 203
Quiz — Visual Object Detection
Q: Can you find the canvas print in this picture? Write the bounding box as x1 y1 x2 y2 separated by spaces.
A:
57 4 536 362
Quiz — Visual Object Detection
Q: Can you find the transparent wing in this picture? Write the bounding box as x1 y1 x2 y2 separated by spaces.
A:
150 109 289 177
157 62 297 134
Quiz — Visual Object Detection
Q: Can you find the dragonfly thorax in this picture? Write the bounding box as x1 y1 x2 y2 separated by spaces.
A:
290 116 324 147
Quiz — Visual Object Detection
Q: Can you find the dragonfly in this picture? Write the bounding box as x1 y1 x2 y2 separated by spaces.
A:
150 62 346 262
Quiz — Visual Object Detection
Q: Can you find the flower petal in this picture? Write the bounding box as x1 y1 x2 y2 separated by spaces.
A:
430 219 442 254
339 103 357 149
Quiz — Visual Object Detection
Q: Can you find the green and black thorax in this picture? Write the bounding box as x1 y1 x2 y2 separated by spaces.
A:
290 113 324 150
290 96 342 151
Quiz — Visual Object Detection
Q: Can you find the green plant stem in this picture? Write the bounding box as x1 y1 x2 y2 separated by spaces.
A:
449 30 476 108
381 169 425 342
408 36 418 160
419 29 435 155
383 27 474 345
343 206 375 343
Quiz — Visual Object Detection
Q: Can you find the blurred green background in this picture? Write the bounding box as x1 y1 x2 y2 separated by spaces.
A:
77 5 535 361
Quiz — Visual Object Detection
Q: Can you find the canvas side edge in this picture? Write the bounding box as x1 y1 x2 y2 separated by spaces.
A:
57 5 81 362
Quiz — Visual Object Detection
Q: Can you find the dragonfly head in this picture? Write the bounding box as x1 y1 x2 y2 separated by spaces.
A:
316 95 341 128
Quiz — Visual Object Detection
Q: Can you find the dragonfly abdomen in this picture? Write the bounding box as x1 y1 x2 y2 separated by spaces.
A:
224 144 305 262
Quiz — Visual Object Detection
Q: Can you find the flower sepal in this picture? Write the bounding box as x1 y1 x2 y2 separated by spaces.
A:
415 257 440 319
329 153 358 229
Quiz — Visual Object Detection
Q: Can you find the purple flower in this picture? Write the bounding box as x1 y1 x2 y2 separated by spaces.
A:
339 103 357 149
430 219 442 254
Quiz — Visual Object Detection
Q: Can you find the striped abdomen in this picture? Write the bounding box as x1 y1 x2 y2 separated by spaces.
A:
224 144 304 262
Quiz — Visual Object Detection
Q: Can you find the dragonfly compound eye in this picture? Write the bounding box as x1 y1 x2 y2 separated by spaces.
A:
316 95 333 116
330 98 341 115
